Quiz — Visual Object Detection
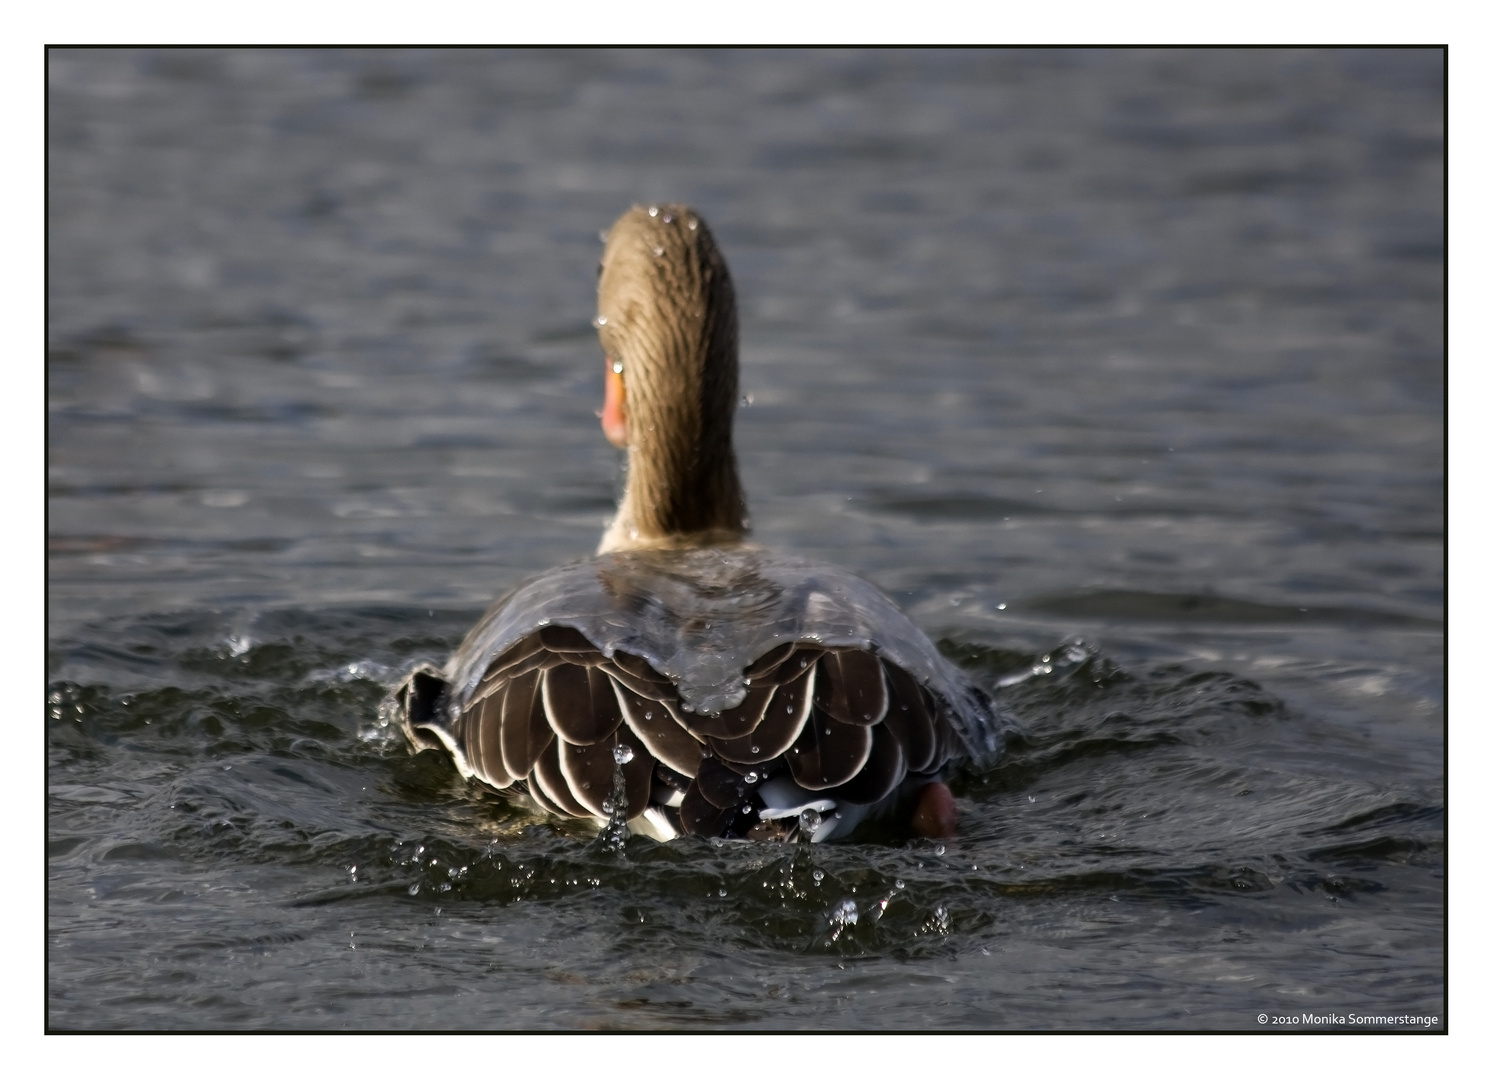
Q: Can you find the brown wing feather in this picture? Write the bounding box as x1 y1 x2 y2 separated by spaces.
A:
743 642 795 679
680 779 737 835
452 690 483 777
707 660 816 764
614 679 704 776
470 689 514 788
612 735 658 819
559 731 656 819
608 663 674 700
491 633 546 671
821 722 907 806
474 633 549 695
786 708 874 790
747 646 823 687
813 650 888 726
532 738 590 817
673 683 774 740
542 664 624 745
695 754 752 810
612 650 671 683
526 773 567 817
538 625 601 656
879 661 940 774
498 668 552 779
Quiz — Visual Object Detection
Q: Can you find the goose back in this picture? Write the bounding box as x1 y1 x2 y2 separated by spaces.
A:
394 548 1008 841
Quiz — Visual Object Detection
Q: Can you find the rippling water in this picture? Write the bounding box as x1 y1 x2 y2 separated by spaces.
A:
48 48 1444 1031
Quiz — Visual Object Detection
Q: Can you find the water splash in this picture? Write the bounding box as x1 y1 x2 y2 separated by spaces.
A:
825 898 859 944
595 744 634 853
797 807 821 845
997 639 1095 688
924 902 951 936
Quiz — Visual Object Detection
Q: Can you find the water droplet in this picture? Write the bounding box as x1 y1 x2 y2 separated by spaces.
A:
595 314 609 327
614 744 635 765
750 746 759 754
687 217 698 230
601 798 615 814
799 808 822 835
812 869 825 883
997 602 1007 610
718 888 727 897
744 771 758 784
831 898 858 925
895 879 905 890
662 212 674 223
647 206 658 216
652 245 664 257
644 710 653 720
935 844 946 856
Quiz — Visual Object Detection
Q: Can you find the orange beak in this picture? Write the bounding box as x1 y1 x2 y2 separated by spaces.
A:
600 360 628 448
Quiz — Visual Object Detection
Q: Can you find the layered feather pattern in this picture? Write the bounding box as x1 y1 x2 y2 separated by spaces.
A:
402 627 960 841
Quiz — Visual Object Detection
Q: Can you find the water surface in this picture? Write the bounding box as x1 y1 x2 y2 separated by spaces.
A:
48 48 1444 1030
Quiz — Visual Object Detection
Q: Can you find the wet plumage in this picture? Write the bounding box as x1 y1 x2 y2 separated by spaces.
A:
391 204 1009 841
397 548 1006 841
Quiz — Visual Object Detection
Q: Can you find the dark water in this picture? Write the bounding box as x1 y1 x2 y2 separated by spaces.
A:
48 48 1444 1031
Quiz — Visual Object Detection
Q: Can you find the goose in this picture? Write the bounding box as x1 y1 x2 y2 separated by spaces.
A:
392 204 1008 842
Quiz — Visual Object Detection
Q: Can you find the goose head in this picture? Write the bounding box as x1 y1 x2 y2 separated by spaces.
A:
594 204 748 553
